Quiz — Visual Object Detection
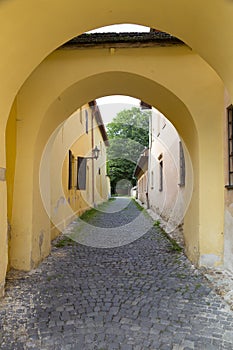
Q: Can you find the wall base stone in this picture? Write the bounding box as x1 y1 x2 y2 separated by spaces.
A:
199 254 222 268
0 281 5 298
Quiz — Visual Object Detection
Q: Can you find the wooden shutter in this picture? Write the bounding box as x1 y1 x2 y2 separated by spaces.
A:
179 141 185 186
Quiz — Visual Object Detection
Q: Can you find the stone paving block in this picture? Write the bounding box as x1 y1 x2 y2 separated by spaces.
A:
1 198 233 349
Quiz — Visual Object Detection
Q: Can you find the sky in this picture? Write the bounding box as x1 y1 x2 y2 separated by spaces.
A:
89 24 151 124
87 24 150 33
96 96 141 125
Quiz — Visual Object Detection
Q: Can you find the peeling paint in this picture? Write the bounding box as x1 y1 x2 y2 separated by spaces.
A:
0 282 4 297
7 220 11 241
200 254 221 267
224 209 233 272
0 167 6 181
53 196 66 215
39 230 44 256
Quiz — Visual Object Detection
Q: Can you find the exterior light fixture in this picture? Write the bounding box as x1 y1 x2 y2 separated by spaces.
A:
86 146 100 160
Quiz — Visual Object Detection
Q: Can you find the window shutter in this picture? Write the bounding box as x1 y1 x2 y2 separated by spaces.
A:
179 141 185 186
77 157 87 190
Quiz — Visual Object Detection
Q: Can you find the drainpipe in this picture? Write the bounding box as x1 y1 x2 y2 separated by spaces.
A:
146 114 152 209
91 107 95 206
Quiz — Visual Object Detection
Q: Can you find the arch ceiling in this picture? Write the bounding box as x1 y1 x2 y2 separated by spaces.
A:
0 0 232 126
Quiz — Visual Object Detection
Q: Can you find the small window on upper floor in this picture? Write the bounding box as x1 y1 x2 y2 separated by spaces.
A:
158 154 163 192
151 170 154 189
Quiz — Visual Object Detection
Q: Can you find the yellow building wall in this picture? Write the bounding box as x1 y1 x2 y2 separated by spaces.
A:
50 104 109 238
93 120 109 205
51 105 93 236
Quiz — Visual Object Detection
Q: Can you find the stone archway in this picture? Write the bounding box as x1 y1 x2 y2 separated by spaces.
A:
1 3 229 293
8 58 223 275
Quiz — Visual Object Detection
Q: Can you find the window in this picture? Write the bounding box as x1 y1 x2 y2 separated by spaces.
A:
226 105 233 188
158 154 163 191
77 157 87 190
151 170 154 189
179 141 185 186
85 110 88 134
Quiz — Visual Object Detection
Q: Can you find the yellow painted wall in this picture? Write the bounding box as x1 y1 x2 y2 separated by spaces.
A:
49 104 109 239
93 120 110 205
51 106 93 233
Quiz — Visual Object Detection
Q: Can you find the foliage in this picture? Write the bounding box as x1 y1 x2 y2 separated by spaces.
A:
107 107 150 193
107 107 150 146
55 236 76 248
154 221 183 253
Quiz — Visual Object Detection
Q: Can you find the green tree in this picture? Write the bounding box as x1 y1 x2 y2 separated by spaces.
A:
107 107 150 194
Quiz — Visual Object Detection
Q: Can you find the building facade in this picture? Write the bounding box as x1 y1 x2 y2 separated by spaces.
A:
49 102 110 239
134 109 192 247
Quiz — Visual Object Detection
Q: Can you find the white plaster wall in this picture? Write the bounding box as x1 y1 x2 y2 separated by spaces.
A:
137 173 148 205
148 109 192 233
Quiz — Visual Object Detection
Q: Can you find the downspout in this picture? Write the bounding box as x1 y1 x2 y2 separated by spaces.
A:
146 113 152 209
91 107 95 206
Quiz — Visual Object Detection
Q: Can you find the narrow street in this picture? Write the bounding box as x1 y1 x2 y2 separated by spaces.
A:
1 198 233 350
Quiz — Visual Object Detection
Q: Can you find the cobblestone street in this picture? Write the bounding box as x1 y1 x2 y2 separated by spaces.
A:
1 198 233 349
